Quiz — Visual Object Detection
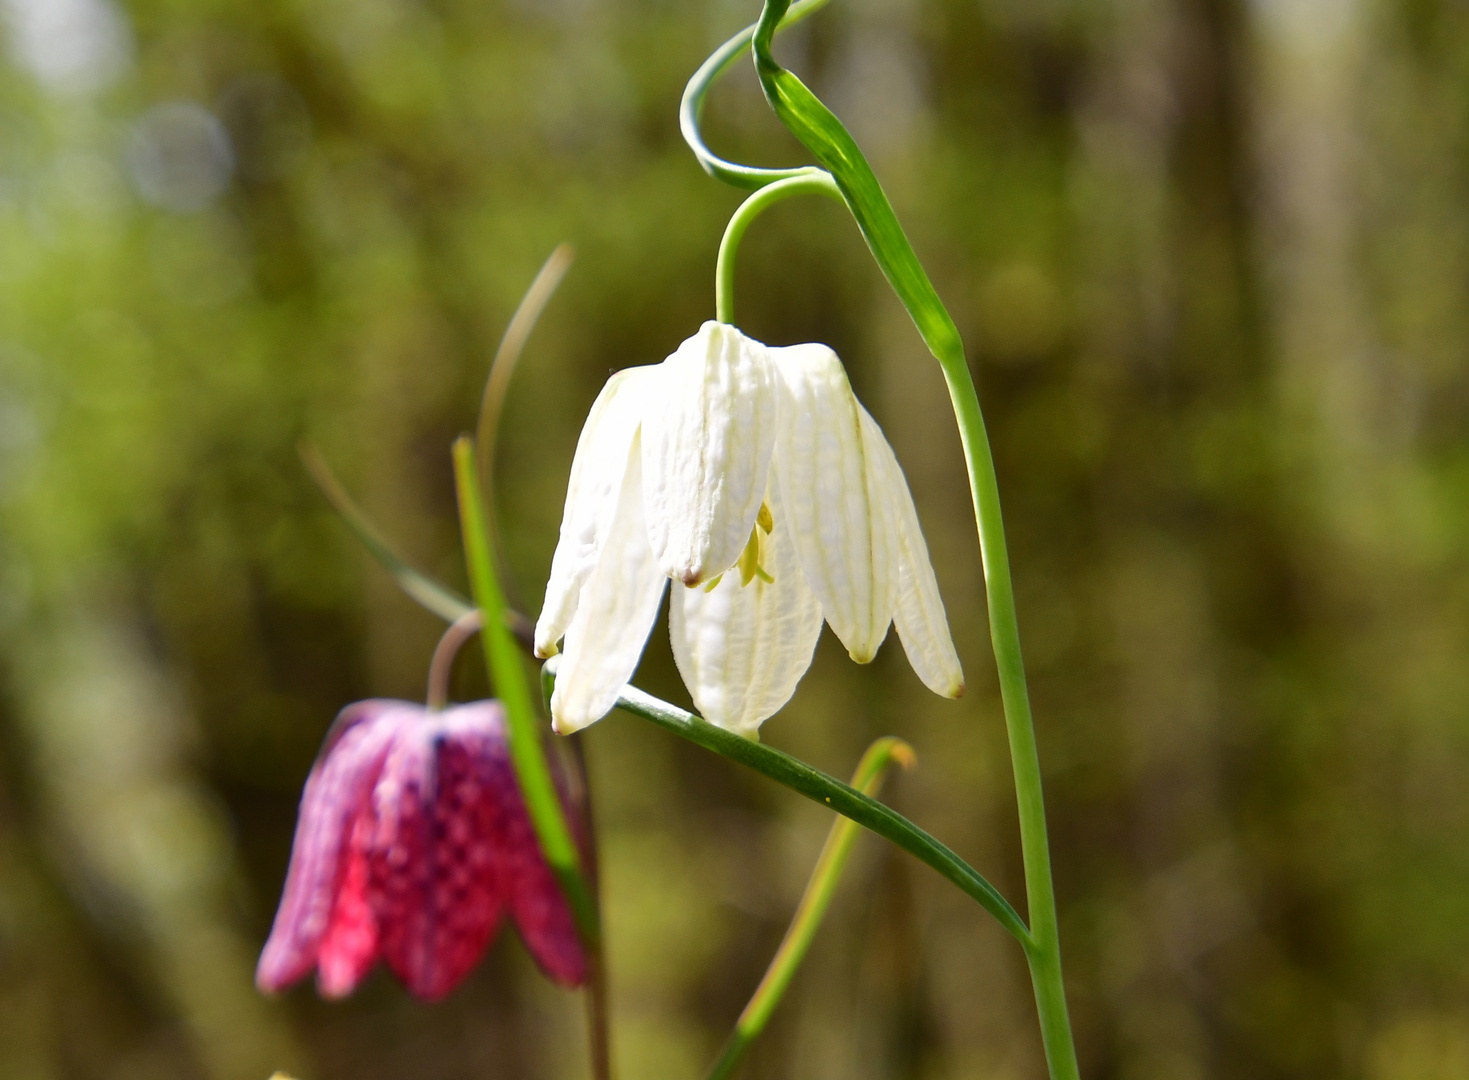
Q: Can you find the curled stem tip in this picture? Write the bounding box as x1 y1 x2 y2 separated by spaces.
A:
679 0 835 189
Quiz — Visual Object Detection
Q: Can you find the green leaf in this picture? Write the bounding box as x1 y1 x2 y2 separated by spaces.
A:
542 658 1030 947
454 438 600 945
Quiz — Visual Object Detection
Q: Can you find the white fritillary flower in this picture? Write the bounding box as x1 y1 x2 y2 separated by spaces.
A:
535 321 963 736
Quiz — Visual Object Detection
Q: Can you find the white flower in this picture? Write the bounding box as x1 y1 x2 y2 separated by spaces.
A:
536 321 964 736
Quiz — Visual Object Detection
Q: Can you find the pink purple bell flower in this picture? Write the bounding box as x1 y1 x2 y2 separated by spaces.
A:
256 699 586 1001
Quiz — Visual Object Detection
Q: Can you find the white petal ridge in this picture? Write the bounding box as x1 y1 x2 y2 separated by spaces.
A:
859 405 964 698
550 435 669 733
535 367 655 658
669 476 823 735
770 342 893 663
641 322 778 587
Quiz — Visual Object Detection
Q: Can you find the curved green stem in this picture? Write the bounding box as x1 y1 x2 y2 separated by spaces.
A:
706 737 914 1080
744 4 1079 1076
679 0 834 189
716 171 843 324
541 659 1030 947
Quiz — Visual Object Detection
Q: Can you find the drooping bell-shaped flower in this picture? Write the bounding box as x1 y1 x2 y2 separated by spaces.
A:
256 699 585 1002
536 320 963 737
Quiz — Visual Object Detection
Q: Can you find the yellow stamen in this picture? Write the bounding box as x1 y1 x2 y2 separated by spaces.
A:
736 500 776 587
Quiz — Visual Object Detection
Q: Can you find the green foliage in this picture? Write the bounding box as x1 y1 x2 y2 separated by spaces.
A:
0 0 1468 1078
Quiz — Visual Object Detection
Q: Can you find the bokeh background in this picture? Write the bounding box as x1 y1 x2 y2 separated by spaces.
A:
1 0 1467 1076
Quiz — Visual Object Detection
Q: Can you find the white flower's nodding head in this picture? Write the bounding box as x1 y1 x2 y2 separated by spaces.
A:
641 321 778 587
535 323 964 736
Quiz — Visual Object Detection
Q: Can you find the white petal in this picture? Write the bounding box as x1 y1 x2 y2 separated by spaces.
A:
641 321 778 586
859 405 964 698
669 477 823 735
535 366 657 658
550 435 669 733
769 342 893 662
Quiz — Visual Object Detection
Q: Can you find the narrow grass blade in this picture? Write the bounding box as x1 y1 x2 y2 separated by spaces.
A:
476 244 575 616
453 437 598 940
299 441 473 623
706 736 915 1080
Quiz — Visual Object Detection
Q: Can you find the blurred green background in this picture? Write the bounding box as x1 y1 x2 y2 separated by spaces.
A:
1 0 1468 1076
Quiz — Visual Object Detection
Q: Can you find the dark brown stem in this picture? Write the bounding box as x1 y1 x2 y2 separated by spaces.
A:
568 733 613 1080
426 610 484 709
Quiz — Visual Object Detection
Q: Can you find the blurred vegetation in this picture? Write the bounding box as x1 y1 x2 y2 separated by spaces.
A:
1 0 1468 1077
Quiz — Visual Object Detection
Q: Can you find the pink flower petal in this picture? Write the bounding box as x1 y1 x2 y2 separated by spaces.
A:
256 700 399 994
314 814 379 998
489 719 587 986
369 707 510 1001
257 698 588 1001
504 806 587 986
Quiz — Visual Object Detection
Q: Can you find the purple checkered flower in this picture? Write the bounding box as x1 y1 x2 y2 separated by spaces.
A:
256 699 585 1001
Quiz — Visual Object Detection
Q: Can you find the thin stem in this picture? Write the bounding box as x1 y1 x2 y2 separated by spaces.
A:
741 5 1079 1075
453 438 600 944
541 659 1031 947
566 735 613 1080
679 0 835 189
426 610 484 710
582 941 612 1080
935 343 1076 1079
706 737 914 1080
716 172 843 325
457 438 609 1080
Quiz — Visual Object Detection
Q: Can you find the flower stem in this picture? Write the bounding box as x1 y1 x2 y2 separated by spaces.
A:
566 734 613 1080
426 609 484 710
456 440 610 1080
705 737 914 1080
935 345 1077 1080
716 171 843 325
739 4 1079 1075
